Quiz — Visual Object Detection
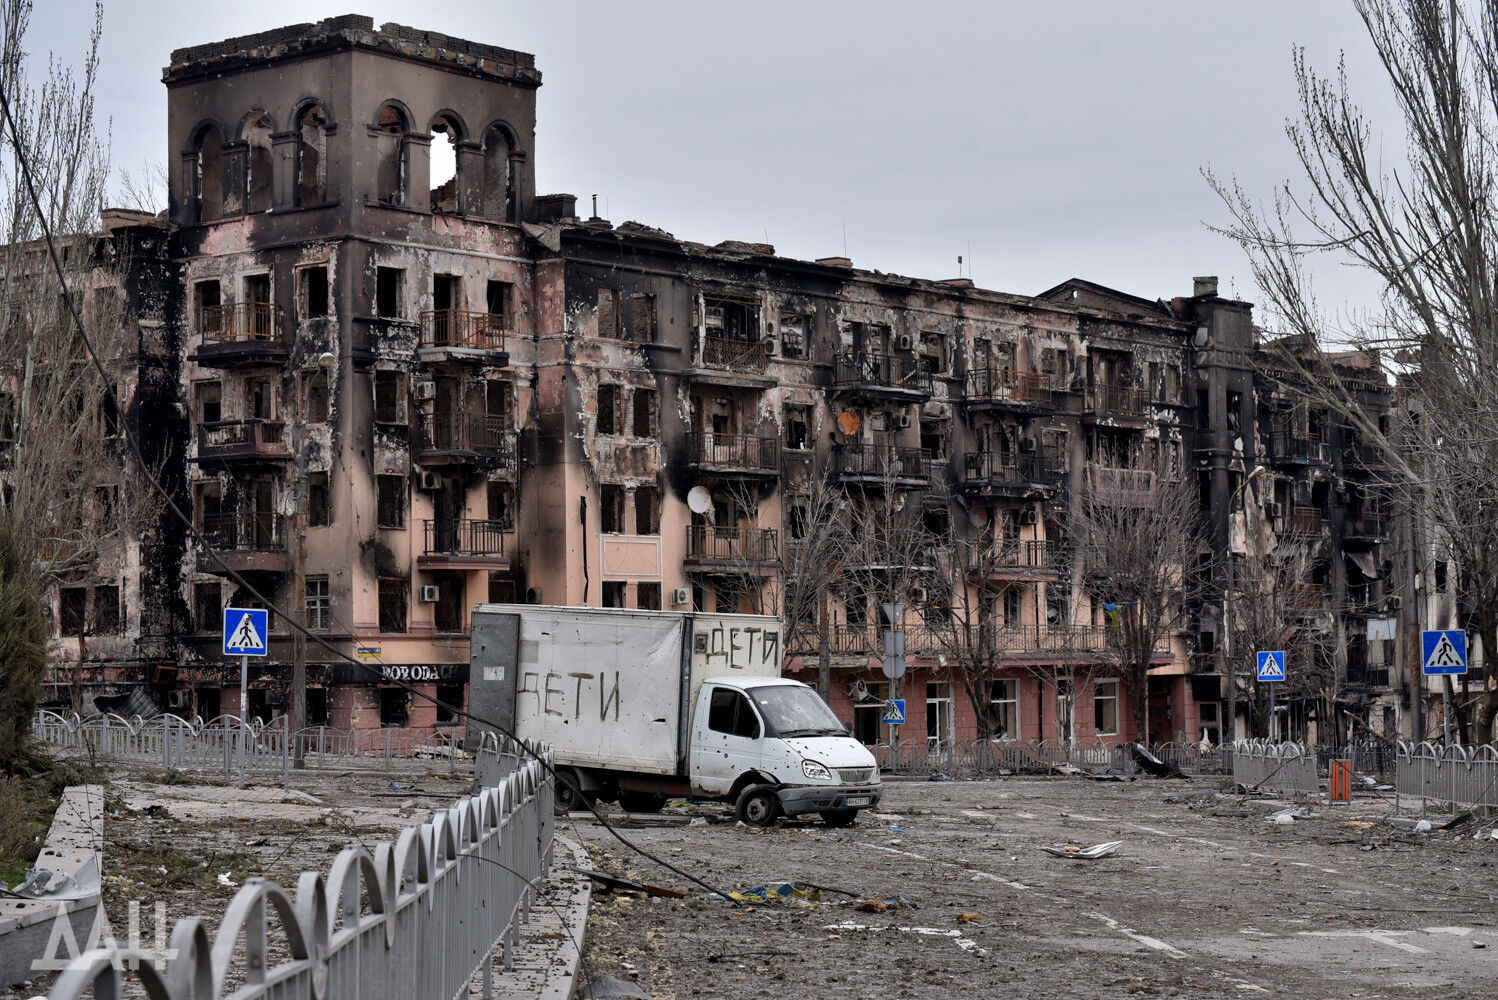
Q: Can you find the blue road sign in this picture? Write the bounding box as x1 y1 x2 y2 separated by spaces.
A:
1422 630 1467 676
881 699 906 725
223 607 270 657
1256 650 1286 683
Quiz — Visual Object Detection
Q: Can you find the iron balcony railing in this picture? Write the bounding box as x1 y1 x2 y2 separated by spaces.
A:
833 351 934 395
1086 384 1145 416
833 444 932 481
1270 428 1328 463
200 302 276 342
201 511 286 551
423 518 507 556
685 431 780 471
968 539 1056 573
685 525 780 562
809 623 1121 658
419 309 507 350
1085 464 1156 495
965 368 1053 404
426 413 513 457
1345 511 1389 537
700 335 770 374
197 418 288 458
1283 505 1325 535
961 451 1063 488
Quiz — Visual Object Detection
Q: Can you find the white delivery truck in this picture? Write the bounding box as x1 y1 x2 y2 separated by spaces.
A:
467 605 881 826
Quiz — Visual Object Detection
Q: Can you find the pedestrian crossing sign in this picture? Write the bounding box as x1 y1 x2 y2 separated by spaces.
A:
1256 650 1285 683
1421 630 1467 676
223 607 269 657
881 699 906 725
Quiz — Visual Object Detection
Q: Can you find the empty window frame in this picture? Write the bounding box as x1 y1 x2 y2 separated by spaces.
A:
296 104 328 206
989 679 1021 740
374 104 409 206
243 112 274 214
59 587 87 636
193 124 225 222
602 581 627 608
378 578 408 633
93 585 121 635
379 686 408 726
429 114 462 213
486 480 514 530
596 288 620 339
486 280 511 326
637 582 662 610
302 370 330 423
307 472 330 526
194 280 222 334
703 294 758 343
628 293 657 342
482 123 515 222
634 485 660 534
373 371 405 423
600 484 625 534
298 266 329 319
194 582 221 633
779 313 808 359
631 387 657 438
376 474 406 528
1093 679 1119 735
783 404 811 450
596 384 620 435
376 267 404 318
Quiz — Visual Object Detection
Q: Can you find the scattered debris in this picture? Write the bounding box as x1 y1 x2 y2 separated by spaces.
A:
217 872 238 887
1438 813 1475 833
855 899 888 913
1129 744 1187 779
956 912 983 923
1391 817 1433 833
1040 841 1121 860
573 867 685 899
928 771 954 782
723 883 825 905
1341 821 1375 830
579 974 652 1000
1265 806 1314 824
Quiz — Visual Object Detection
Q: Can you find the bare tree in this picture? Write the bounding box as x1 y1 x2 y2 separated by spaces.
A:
0 0 159 762
1209 0 1498 738
1072 462 1208 741
770 468 851 699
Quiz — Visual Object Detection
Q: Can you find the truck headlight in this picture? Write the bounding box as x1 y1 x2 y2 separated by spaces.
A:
802 759 832 780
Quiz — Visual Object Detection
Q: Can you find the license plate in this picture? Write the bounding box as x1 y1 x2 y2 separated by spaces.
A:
845 796 872 807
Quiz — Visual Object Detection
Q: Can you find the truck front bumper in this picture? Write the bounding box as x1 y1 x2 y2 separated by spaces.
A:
775 784 882 815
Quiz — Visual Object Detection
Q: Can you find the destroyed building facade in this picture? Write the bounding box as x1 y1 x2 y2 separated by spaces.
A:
26 16 1400 745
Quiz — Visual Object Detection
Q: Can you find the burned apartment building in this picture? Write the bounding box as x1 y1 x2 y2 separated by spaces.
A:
28 16 1400 744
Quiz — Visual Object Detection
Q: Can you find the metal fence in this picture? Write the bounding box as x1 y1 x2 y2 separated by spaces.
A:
1395 741 1498 813
35 712 469 785
1231 739 1319 796
45 736 554 1000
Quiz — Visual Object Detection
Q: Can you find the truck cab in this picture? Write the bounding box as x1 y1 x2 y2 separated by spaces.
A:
689 676 881 826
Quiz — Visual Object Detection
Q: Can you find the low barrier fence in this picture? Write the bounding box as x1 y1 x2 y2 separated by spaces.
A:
45 736 555 1000
1395 741 1498 813
34 712 468 785
1230 739 1319 796
869 738 1233 776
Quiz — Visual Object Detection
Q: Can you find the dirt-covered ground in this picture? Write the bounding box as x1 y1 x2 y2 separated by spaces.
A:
569 777 1498 999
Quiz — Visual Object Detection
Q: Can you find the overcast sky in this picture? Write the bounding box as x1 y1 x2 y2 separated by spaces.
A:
30 1 1400 312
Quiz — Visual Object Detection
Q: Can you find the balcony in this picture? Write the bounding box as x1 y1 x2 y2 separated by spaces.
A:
685 431 780 477
1281 506 1325 536
1269 429 1329 465
1084 384 1146 421
418 518 510 570
419 413 515 471
816 624 1124 662
963 369 1054 411
195 419 290 464
685 336 774 387
1084 464 1157 502
960 451 1064 495
418 309 509 363
1343 442 1390 473
683 525 780 573
968 539 1060 582
198 512 287 575
191 303 288 366
1344 511 1389 543
832 351 933 400
833 444 932 488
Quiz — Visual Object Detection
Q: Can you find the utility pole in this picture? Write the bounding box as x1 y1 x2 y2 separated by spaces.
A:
291 351 335 769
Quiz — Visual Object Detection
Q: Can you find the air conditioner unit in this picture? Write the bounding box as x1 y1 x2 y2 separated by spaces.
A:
1019 508 1039 526
671 587 691 606
1019 435 1037 452
167 689 190 710
1267 502 1284 520
414 381 436 402
762 338 778 356
894 412 911 428
911 586 929 603
416 470 441 492
419 585 441 603
896 334 913 351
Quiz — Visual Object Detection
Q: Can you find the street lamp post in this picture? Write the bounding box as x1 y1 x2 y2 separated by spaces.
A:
292 350 335 769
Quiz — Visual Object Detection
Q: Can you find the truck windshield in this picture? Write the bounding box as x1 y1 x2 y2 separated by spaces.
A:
748 685 847 738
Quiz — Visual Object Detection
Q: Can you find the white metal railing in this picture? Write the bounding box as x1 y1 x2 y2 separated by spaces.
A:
46 735 553 1000
1231 739 1318 795
1395 740 1498 813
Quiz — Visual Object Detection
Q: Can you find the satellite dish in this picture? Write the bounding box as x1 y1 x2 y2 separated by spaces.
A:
968 505 990 528
837 411 861 436
687 486 713 515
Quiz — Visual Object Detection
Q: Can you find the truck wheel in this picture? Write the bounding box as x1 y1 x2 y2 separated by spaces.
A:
820 809 858 828
735 786 780 828
554 771 589 815
618 792 667 814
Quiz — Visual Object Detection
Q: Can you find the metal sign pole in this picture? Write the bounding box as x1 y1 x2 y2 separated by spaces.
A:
1442 686 1451 747
239 654 248 788
1268 682 1275 744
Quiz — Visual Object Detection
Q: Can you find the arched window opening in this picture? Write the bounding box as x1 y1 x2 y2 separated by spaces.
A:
430 115 461 213
244 113 274 214
374 104 407 206
482 124 514 222
297 104 328 206
196 125 224 222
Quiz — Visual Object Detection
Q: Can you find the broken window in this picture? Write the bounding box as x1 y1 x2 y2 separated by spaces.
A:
600 484 625 533
379 686 408 726
784 404 811 450
486 480 514 530
596 384 620 435
488 573 516 603
296 103 327 206
1093 679 1119 735
194 123 224 222
1003 587 1023 629
376 474 406 528
486 280 511 327
628 294 657 342
194 582 221 633
376 267 404 318
94 485 118 530
634 485 660 534
597 288 620 339
373 372 405 424
920 418 948 460
378 578 408 633
779 313 807 359
302 370 329 423
244 273 273 336
434 575 465 632
305 577 329 632
307 472 329 526
243 112 274 214
636 582 662 611
1226 390 1243 433
632 387 657 437
298 266 329 319
703 294 758 343
247 376 276 419
602 581 627 608
429 114 462 213
482 124 515 222
91 585 120 635
0 390 13 442
787 496 810 540
59 587 87 636
374 104 408 206
194 280 221 335
435 684 462 724
989 680 1020 740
